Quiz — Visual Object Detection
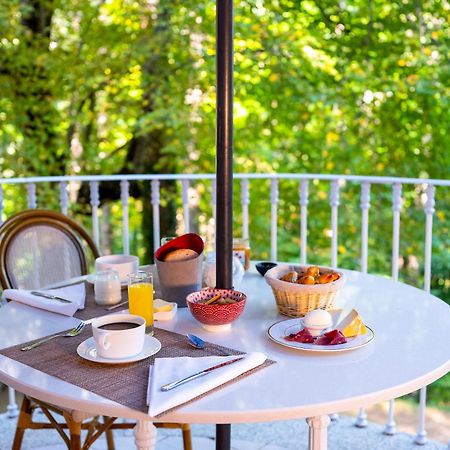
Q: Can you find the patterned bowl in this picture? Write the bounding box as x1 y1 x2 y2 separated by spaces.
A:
186 288 246 332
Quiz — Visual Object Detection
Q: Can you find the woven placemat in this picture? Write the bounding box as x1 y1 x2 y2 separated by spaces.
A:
0 326 274 416
73 282 128 320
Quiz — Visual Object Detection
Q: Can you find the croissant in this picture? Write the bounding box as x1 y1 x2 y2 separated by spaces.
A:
280 271 298 283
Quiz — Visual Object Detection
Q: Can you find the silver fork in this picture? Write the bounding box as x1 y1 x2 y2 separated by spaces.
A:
21 322 86 351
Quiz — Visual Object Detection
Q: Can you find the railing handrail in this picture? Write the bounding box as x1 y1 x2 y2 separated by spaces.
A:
0 173 449 186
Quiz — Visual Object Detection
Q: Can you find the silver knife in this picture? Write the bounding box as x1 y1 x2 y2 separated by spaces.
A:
160 356 245 391
30 291 73 304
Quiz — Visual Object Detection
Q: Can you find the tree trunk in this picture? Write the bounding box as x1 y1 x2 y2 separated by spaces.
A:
17 0 66 175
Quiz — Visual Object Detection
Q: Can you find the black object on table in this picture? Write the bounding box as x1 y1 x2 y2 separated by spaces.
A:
255 262 278 276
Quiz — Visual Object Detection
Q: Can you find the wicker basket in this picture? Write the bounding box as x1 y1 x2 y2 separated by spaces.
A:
264 264 345 317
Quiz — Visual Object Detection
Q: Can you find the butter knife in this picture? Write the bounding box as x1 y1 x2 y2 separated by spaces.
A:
104 300 128 311
160 356 245 391
30 291 73 304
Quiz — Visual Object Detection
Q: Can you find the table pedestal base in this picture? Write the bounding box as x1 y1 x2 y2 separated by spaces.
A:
134 420 157 450
306 415 331 450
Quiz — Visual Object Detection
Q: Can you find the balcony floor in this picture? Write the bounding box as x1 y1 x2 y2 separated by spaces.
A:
0 412 447 450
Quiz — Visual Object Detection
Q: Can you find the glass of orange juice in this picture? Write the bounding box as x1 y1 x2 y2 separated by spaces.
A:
128 271 154 335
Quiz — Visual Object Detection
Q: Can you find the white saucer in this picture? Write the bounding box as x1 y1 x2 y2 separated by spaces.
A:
77 335 161 364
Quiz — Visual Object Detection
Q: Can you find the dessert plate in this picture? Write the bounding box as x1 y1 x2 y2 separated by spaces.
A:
267 318 374 353
77 335 161 364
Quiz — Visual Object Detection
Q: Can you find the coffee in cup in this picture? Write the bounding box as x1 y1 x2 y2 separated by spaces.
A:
92 314 145 359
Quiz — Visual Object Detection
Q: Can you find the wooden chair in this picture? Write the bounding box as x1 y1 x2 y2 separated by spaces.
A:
0 209 192 450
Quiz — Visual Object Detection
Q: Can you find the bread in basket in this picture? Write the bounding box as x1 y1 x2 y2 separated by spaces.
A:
264 264 345 317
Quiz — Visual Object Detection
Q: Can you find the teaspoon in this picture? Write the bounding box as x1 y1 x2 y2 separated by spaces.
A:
186 333 206 349
186 333 231 356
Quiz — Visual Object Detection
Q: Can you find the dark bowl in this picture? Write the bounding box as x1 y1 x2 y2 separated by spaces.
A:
255 261 277 276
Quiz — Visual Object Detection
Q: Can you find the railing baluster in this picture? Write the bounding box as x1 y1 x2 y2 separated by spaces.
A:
0 184 3 225
3 181 17 421
353 182 372 429
423 184 435 293
241 178 250 240
7 386 18 418
211 178 217 225
209 178 216 251
59 181 69 215
270 178 278 261
360 182 371 273
121 180 130 255
391 183 402 281
182 179 190 233
329 180 340 268
89 181 100 249
151 180 161 254
414 184 435 445
27 183 37 209
299 180 309 265
382 183 403 435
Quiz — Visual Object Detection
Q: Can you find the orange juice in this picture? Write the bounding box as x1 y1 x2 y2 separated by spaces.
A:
128 282 154 326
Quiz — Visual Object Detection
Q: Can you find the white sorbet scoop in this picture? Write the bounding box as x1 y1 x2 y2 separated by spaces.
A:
302 309 333 337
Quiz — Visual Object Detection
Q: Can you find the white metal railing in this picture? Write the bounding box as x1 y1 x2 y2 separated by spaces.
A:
0 172 449 445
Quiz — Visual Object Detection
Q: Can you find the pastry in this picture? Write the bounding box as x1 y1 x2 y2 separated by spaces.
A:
163 248 198 262
280 271 298 283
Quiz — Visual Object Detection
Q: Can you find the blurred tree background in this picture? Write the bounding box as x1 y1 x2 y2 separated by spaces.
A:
0 0 449 406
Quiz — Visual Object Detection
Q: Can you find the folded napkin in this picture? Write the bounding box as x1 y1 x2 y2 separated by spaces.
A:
147 352 267 417
2 283 86 317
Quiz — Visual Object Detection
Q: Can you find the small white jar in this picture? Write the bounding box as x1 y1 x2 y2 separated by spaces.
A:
94 269 122 306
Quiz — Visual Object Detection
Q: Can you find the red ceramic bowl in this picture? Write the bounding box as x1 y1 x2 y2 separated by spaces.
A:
186 288 246 330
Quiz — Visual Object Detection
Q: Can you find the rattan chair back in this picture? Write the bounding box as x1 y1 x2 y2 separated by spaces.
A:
0 209 100 290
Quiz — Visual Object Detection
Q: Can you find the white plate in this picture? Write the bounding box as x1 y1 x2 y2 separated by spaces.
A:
267 318 374 353
86 274 128 287
77 335 161 364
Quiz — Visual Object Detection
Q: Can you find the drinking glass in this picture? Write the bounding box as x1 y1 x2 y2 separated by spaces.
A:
128 271 154 335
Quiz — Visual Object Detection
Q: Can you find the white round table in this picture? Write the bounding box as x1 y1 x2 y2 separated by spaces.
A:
0 267 449 450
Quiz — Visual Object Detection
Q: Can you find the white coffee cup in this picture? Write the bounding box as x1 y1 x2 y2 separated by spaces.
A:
95 255 139 283
92 314 145 359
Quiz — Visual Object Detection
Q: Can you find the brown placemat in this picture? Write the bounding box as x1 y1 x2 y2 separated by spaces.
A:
0 327 274 416
73 282 129 320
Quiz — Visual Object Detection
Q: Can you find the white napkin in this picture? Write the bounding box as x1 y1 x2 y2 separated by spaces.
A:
147 352 267 417
2 283 86 317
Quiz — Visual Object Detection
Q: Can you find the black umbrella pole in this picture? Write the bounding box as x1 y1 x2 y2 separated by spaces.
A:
216 0 234 290
216 424 231 450
215 2 234 448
